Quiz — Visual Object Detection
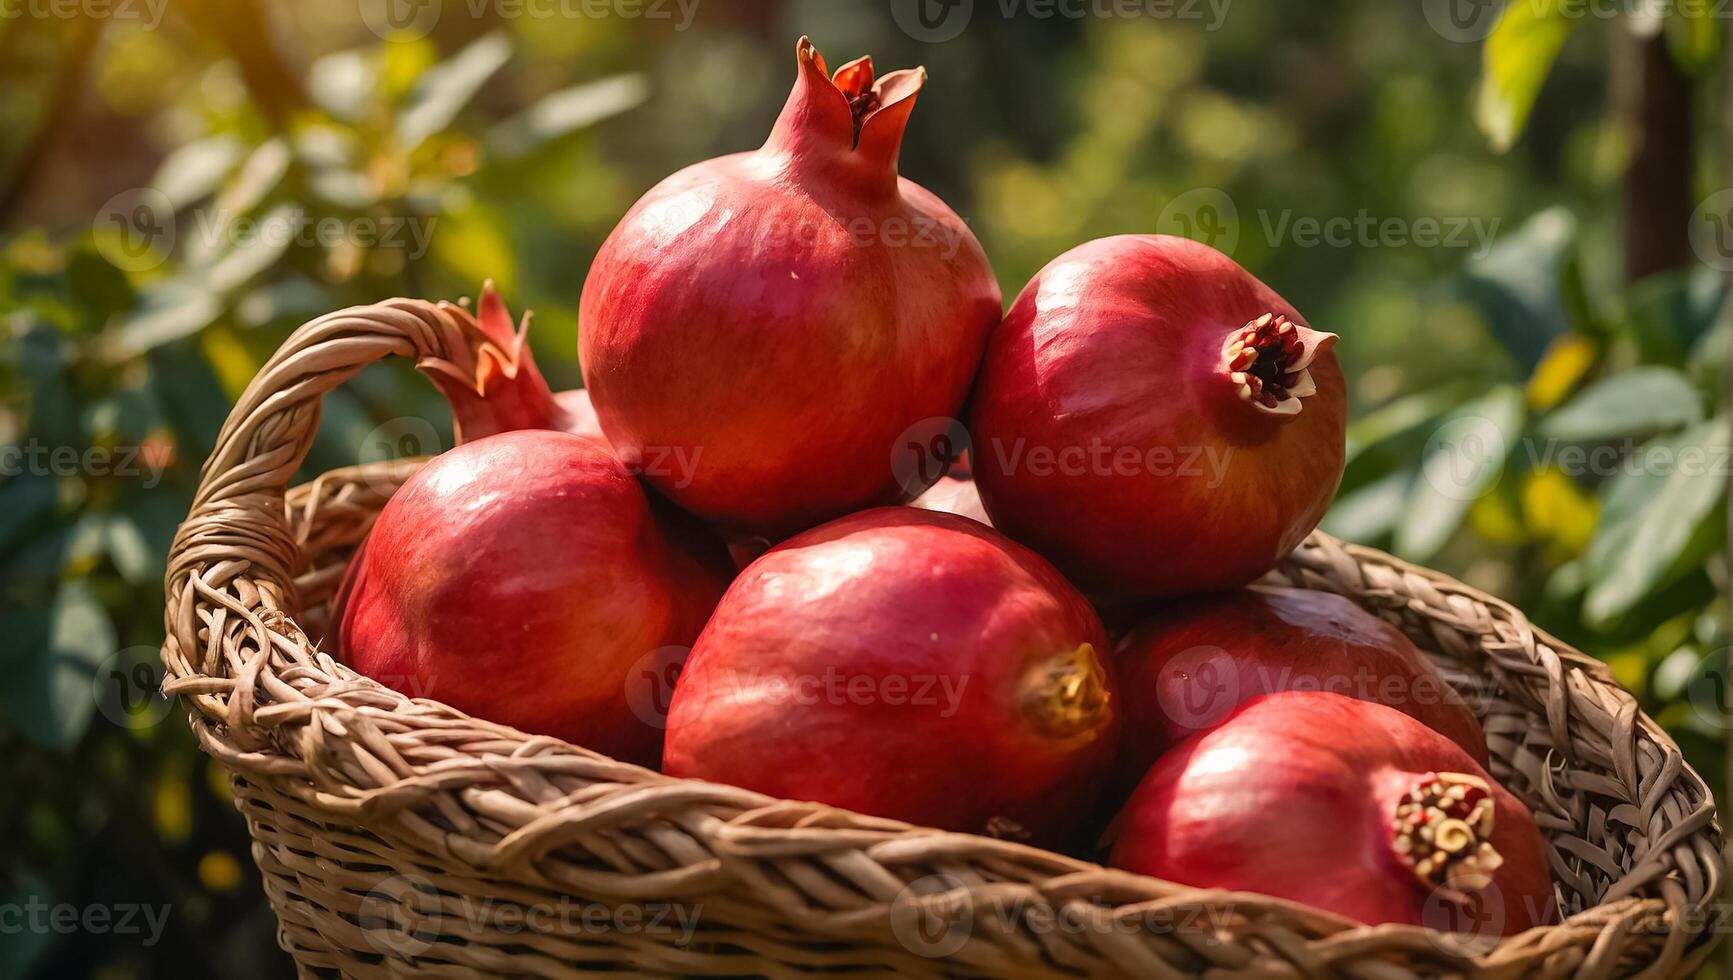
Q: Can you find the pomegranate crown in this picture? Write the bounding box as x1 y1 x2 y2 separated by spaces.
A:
420 281 571 444
766 37 926 181
423 281 534 400
1392 771 1504 906
1220 312 1338 419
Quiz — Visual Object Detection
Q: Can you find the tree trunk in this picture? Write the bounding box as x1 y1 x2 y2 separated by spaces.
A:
1620 31 1696 284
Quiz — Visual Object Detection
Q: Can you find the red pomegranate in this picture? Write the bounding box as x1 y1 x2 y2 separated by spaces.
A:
336 429 732 766
1110 691 1554 935
1114 587 1488 790
967 235 1346 599
580 38 1002 537
663 508 1116 847
418 282 608 449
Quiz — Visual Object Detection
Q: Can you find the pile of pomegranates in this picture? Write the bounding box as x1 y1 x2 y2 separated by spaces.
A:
332 36 1556 936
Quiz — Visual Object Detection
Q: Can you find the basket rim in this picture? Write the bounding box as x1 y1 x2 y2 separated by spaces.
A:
159 297 1724 978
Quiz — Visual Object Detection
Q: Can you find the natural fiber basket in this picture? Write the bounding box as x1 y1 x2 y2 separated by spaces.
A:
163 298 1722 978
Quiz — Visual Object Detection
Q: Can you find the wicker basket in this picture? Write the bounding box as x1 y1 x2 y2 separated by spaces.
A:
162 298 1722 978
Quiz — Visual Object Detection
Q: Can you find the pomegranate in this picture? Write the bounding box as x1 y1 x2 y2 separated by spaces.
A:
663 508 1116 847
967 235 1346 599
1110 692 1554 935
336 429 732 766
580 37 1002 537
418 282 608 449
1114 587 1488 790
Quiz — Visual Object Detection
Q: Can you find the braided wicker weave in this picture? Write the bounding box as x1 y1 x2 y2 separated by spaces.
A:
162 298 1722 978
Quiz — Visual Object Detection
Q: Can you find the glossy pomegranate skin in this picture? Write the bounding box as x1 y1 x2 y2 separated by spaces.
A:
967 235 1346 599
663 508 1116 847
337 430 732 767
580 39 1002 537
1114 587 1489 787
1110 692 1554 934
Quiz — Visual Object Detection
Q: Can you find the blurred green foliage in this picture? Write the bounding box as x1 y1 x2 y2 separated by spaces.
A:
0 2 1725 976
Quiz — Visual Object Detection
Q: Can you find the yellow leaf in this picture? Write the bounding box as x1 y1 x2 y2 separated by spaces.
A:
1469 489 1528 545
154 776 192 844
206 759 234 804
198 851 244 892
383 38 437 99
432 203 517 296
1526 334 1596 410
1604 651 1648 695
1523 466 1599 555
199 325 258 401
1477 0 1576 152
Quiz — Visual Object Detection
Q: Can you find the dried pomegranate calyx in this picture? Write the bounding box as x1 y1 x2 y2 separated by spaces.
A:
1392 771 1504 903
1021 643 1111 739
798 38 926 150
1221 313 1338 418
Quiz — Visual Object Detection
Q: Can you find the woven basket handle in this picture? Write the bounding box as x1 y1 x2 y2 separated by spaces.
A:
162 299 481 687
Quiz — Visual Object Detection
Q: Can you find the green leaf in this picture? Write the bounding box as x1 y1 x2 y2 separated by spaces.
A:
1665 0 1722 74
308 49 378 121
7 581 117 749
1456 208 1578 371
397 32 512 152
0 873 52 980
1345 385 1471 463
1584 416 1730 625
151 134 246 210
104 512 158 584
1627 266 1725 365
0 473 61 553
1476 0 1576 152
1395 385 1526 561
186 139 293 268
66 248 137 331
206 202 298 293
146 342 231 460
431 202 517 295
113 278 223 356
1539 367 1703 441
488 73 651 159
1322 469 1411 544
